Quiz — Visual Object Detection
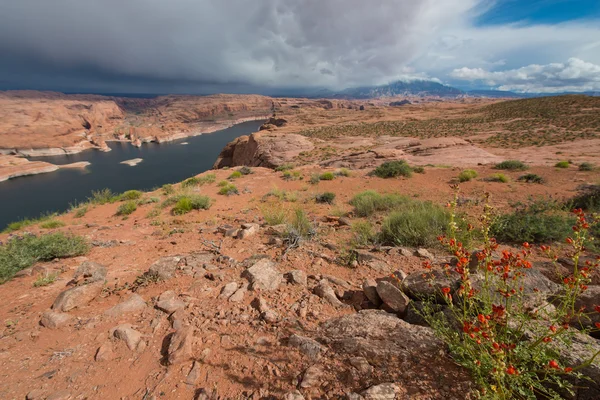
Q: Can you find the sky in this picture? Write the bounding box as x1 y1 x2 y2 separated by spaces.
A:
0 0 599 94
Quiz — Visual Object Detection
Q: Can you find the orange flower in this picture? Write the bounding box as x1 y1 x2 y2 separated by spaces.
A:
506 366 518 375
595 322 600 329
549 360 560 369
594 305 600 313
477 314 486 323
543 337 552 343
565 367 573 373
549 325 557 333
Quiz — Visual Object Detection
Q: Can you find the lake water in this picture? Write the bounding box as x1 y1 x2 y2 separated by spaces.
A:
0 120 264 230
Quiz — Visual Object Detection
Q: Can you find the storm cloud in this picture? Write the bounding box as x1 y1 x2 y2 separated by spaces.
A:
0 0 599 93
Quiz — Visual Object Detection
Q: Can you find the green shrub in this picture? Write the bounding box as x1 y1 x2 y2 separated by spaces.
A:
458 169 478 182
309 174 321 185
494 160 529 171
74 206 88 218
555 161 570 168
569 184 600 212
485 173 508 183
181 177 200 188
578 162 594 171
3 213 56 233
89 188 119 204
517 173 545 184
120 190 143 201
275 164 294 172
40 220 66 229
199 173 216 185
218 183 239 196
335 168 351 177
412 166 425 174
238 166 252 175
33 272 58 287
350 190 410 217
319 172 335 181
373 160 413 178
282 170 302 181
352 221 375 246
162 184 175 195
261 205 287 226
490 212 574 243
0 233 89 283
380 201 450 247
116 201 137 216
287 209 314 239
315 192 336 204
229 171 243 179
217 180 229 187
172 195 211 215
137 197 160 205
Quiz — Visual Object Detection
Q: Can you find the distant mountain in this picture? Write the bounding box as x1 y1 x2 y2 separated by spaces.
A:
465 90 524 98
330 80 464 99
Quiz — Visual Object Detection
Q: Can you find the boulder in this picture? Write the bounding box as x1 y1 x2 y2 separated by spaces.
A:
376 281 410 315
229 286 247 303
288 334 325 360
402 269 460 302
219 282 239 299
156 291 185 314
112 324 144 351
71 261 107 284
104 294 146 317
283 390 305 400
242 259 282 291
363 279 382 306
300 364 323 388
315 279 344 308
40 311 71 329
285 270 308 286
52 281 104 312
148 256 183 280
168 326 194 365
572 285 600 333
95 341 115 361
361 383 400 400
255 297 279 323
415 248 434 260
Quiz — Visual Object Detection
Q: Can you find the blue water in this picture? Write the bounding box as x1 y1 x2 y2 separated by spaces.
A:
0 120 263 229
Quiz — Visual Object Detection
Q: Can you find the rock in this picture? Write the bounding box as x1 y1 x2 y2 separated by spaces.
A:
95 341 115 362
52 281 104 312
285 270 307 286
571 285 600 333
112 324 144 351
415 248 435 260
338 217 351 226
26 389 45 400
323 274 351 289
238 223 259 239
367 260 391 273
168 326 194 365
283 390 305 400
362 279 382 306
300 364 323 388
355 250 381 264
376 281 410 315
104 294 146 317
71 261 107 284
242 259 282 291
349 357 373 376
265 224 288 236
361 383 400 400
229 286 247 302
320 310 442 362
46 390 71 400
185 361 202 385
255 297 279 323
288 334 325 360
225 228 240 237
553 329 600 398
315 279 344 307
402 269 460 302
219 282 239 299
347 393 364 400
40 311 71 329
148 256 183 280
156 291 185 314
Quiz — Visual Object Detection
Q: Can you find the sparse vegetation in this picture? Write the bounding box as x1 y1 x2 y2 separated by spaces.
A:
89 188 120 205
282 170 302 181
171 195 211 215
287 208 315 239
373 160 413 178
162 184 175 195
315 192 336 204
412 166 425 174
0 233 89 283
119 190 143 201
3 213 56 233
181 177 201 188
275 164 294 172
351 221 375 246
578 162 594 171
485 173 509 183
40 220 66 229
264 187 299 202
116 201 137 216
517 173 545 184
458 169 478 182
555 160 570 168
335 168 351 177
33 272 58 287
319 171 335 181
74 205 88 218
238 166 252 175
350 190 410 217
491 212 574 244
229 171 243 179
261 204 288 226
218 183 239 196
309 173 321 185
494 160 528 171
380 201 451 247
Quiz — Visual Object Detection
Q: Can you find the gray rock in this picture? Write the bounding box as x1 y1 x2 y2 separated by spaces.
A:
148 256 183 280
315 279 344 307
288 334 325 360
40 311 71 329
415 248 435 260
219 282 239 299
323 274 351 289
265 224 287 236
71 261 107 284
95 341 115 361
26 389 45 400
52 281 104 312
104 294 146 317
402 269 460 302
571 285 600 333
168 326 194 365
283 390 305 400
349 356 373 376
229 286 247 302
361 383 400 400
238 223 259 239
285 270 308 286
185 361 202 385
46 390 71 400
255 297 279 323
156 296 185 314
225 228 240 237
363 279 382 306
376 281 410 315
242 259 282 291
112 324 144 351
300 364 323 388
355 249 381 264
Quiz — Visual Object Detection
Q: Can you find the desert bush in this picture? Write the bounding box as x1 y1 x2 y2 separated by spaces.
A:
171 195 211 215
315 192 336 204
569 184 600 212
261 204 288 226
380 201 450 247
555 160 570 168
579 162 594 171
491 212 574 244
116 201 137 216
287 208 315 239
218 183 239 196
275 164 294 172
137 197 160 205
485 173 509 183
494 160 529 171
181 177 200 188
3 213 56 233
351 221 375 246
33 272 58 287
517 173 545 184
335 168 351 177
412 166 425 174
74 206 88 218
217 180 229 187
0 233 89 283
309 174 321 185
350 190 410 217
238 166 252 175
120 190 143 201
282 170 302 181
162 184 175 195
229 171 243 179
419 196 600 399
319 171 335 181
199 173 216 184
373 160 413 178
89 188 119 204
458 169 478 182
40 220 65 229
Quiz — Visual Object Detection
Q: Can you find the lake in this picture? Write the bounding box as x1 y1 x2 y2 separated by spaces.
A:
0 120 264 230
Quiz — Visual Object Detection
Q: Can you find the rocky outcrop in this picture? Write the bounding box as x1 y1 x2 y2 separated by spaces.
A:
213 132 314 169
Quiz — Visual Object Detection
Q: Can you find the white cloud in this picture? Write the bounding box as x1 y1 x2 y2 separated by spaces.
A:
450 58 600 92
